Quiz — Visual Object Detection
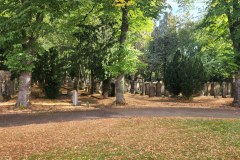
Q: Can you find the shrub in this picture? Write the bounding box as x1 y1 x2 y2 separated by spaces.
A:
164 50 206 99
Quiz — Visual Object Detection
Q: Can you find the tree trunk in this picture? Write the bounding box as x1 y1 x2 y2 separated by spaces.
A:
73 77 79 93
90 70 95 95
225 1 240 106
115 74 126 105
115 5 129 104
102 78 110 99
16 72 31 107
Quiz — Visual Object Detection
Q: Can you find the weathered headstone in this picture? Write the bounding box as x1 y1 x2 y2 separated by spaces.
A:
149 85 156 97
156 82 162 97
0 71 12 102
203 83 207 96
222 82 227 98
72 90 79 106
135 82 140 94
233 73 240 106
95 82 101 93
145 83 150 95
161 82 165 96
227 82 232 96
165 91 170 97
214 82 220 98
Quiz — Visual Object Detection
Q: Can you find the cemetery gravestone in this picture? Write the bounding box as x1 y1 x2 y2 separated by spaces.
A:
0 71 12 102
141 83 145 96
156 82 162 97
214 82 220 98
207 82 211 96
145 83 150 95
149 85 156 97
161 83 165 96
222 82 227 98
72 90 79 106
227 82 232 96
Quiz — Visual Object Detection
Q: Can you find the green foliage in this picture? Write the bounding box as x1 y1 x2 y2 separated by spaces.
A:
104 44 146 78
4 45 34 73
0 48 7 70
146 13 179 81
196 8 238 80
33 48 64 99
164 50 182 96
164 50 206 98
180 56 206 99
0 0 70 73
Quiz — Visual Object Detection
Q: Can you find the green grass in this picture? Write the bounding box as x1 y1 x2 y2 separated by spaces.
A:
25 118 240 160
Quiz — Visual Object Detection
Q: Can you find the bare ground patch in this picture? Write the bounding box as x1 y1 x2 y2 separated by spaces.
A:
0 86 235 115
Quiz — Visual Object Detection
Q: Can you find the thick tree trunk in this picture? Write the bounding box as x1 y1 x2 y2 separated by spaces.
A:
115 74 126 105
225 1 240 106
233 72 240 106
16 72 31 107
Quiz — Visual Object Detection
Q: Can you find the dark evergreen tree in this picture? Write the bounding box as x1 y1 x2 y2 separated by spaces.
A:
164 50 206 99
164 50 182 96
33 48 64 99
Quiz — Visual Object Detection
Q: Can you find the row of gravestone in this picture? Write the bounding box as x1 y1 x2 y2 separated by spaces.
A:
130 82 168 97
203 82 233 98
0 70 17 102
130 81 234 98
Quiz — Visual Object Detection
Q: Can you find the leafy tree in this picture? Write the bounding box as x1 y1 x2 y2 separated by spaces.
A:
147 12 179 81
113 0 165 104
196 0 240 80
0 0 71 107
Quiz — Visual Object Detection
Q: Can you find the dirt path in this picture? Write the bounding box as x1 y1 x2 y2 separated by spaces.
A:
0 107 240 127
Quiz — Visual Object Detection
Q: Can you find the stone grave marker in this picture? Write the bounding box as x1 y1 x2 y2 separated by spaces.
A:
214 82 220 98
222 82 227 98
156 82 162 97
145 83 150 95
72 90 79 106
149 85 156 97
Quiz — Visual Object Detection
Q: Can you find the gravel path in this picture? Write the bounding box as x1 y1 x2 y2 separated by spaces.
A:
0 107 240 127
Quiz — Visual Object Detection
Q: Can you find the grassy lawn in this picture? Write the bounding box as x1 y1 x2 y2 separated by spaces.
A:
18 118 240 160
